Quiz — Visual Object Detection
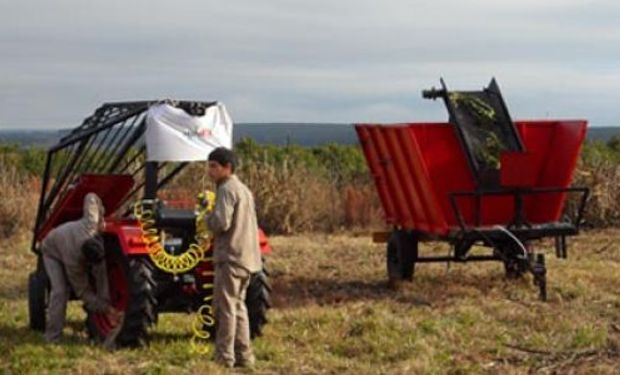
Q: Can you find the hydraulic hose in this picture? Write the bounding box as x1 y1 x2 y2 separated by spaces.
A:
493 225 528 259
133 191 217 354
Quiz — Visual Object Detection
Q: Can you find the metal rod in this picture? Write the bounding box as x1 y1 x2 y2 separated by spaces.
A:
487 78 525 150
47 131 100 205
117 162 179 217
84 119 121 172
107 119 147 174
39 106 147 229
129 160 147 179
76 124 115 175
31 151 53 252
157 162 189 190
94 113 143 172
415 255 500 263
475 194 481 227
41 138 92 220
50 104 149 152
117 144 146 175
117 176 152 218
576 188 590 228
449 194 467 230
144 162 159 200
437 78 482 185
449 187 589 231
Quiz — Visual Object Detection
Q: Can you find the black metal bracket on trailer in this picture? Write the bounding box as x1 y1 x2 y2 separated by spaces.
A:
448 186 589 233
389 186 589 300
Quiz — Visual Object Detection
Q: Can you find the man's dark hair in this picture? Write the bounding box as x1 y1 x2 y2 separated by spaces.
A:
208 147 237 172
82 235 105 264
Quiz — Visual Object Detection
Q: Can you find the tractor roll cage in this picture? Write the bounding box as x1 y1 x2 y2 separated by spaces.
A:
32 100 217 252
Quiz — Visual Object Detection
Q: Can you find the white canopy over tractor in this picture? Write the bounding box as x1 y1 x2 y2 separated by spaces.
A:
145 102 234 162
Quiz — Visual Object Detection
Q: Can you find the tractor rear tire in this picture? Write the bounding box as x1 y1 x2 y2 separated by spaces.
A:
86 241 156 348
28 265 49 332
246 268 271 339
387 230 417 286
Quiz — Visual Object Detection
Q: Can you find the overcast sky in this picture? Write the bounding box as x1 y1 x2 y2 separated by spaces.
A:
1 0 619 128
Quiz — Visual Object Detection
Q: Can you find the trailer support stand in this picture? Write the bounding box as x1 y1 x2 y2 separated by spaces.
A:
531 253 547 301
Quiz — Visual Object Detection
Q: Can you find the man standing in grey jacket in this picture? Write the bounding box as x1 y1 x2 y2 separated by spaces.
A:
40 193 122 343
206 147 262 368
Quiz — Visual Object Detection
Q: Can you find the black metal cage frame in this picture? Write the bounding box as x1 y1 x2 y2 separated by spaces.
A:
32 100 218 252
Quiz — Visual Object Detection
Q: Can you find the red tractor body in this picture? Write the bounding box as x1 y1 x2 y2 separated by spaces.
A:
28 101 272 346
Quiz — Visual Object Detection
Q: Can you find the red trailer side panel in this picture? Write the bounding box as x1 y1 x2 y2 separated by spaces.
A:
355 120 586 234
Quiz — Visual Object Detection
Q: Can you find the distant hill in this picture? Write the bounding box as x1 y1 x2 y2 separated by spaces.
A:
0 123 357 148
234 123 356 146
1 124 619 148
585 127 620 142
0 129 67 148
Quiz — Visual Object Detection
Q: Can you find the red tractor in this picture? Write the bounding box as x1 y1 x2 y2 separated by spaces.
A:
28 100 272 347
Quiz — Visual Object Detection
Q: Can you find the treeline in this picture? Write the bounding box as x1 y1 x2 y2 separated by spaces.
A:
170 138 382 234
0 144 47 177
0 139 382 237
573 137 620 226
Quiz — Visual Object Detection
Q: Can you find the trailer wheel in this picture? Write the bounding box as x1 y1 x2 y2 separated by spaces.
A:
86 240 156 348
387 230 417 285
28 261 49 332
246 266 271 338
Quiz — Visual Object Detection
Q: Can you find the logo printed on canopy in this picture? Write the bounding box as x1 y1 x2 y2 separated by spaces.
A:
145 103 233 162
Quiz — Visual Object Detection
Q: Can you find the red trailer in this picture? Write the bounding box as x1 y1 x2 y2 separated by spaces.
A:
355 79 589 300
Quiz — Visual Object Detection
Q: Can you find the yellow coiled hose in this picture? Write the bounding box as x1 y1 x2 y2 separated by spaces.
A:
133 191 216 354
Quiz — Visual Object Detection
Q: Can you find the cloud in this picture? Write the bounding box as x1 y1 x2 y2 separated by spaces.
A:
0 0 618 128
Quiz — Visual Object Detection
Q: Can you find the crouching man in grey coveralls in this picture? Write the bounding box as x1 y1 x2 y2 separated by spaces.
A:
206 147 262 368
39 192 122 343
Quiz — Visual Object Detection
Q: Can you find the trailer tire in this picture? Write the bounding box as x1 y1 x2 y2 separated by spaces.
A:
86 240 156 348
387 230 417 284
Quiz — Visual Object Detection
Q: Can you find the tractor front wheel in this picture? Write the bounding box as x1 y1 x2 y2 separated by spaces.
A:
28 260 49 332
246 268 271 338
86 240 156 348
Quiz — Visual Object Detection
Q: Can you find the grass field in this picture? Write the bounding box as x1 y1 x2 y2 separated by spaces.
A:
1 230 619 374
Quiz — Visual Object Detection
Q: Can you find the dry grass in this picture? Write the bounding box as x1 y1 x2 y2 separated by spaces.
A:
1 230 620 374
1 143 619 373
572 155 620 227
162 148 620 235
0 161 39 239
167 161 384 235
3 143 618 238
